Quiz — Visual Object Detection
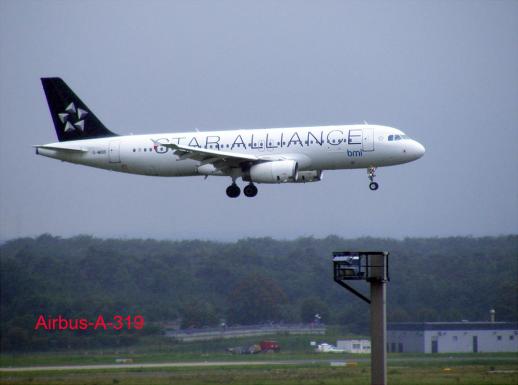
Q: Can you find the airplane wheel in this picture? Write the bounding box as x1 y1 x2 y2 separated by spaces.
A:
226 184 241 198
243 183 258 198
369 182 379 191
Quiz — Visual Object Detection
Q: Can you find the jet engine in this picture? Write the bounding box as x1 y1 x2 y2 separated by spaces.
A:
246 160 298 183
293 170 323 183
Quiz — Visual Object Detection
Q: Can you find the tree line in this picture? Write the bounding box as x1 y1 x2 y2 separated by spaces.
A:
1 234 516 351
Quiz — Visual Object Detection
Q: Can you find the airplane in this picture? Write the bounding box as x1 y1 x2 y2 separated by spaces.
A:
35 78 425 198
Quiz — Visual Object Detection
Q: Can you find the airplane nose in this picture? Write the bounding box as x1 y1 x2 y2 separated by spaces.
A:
412 140 425 159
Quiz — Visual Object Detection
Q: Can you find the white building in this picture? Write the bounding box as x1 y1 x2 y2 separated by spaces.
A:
388 322 518 353
336 339 371 354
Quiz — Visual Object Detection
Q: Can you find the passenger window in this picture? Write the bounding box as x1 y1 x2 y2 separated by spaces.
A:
388 135 393 141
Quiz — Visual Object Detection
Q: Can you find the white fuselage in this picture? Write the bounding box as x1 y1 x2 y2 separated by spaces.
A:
36 124 425 180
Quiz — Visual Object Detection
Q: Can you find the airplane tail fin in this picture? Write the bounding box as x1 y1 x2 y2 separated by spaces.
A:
41 77 118 142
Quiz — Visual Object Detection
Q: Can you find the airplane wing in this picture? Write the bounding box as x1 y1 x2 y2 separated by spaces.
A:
153 141 265 169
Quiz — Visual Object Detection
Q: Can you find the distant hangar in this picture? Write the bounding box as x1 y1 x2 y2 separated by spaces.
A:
388 322 518 353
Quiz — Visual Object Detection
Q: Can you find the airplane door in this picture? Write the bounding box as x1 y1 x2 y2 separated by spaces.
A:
362 128 374 152
109 141 121 163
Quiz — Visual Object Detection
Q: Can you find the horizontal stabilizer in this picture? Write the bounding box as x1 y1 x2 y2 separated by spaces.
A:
33 145 88 153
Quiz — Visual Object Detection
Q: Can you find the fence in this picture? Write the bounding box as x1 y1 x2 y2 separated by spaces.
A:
165 324 326 342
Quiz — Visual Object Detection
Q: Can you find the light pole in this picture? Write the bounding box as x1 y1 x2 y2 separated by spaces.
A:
333 251 389 385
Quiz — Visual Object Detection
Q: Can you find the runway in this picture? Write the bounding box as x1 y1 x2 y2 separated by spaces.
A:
0 359 326 372
2 355 516 372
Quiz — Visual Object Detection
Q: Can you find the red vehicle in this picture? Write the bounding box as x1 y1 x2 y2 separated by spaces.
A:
260 340 280 352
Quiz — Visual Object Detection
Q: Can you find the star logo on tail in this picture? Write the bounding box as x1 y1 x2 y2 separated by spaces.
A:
59 102 88 132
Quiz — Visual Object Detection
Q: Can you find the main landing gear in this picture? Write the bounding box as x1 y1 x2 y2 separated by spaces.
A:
226 182 258 198
243 183 258 197
226 183 241 198
368 166 379 191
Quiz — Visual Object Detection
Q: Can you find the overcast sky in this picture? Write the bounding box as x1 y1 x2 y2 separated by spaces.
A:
0 1 517 240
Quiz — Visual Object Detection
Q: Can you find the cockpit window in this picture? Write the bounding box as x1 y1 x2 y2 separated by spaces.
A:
389 134 411 141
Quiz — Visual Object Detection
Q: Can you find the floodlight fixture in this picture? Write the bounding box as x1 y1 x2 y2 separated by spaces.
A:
333 251 389 303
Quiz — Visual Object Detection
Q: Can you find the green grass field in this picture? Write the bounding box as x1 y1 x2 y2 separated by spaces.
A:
1 332 517 385
1 361 518 385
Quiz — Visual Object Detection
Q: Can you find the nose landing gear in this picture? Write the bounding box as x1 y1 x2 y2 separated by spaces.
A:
368 167 379 191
